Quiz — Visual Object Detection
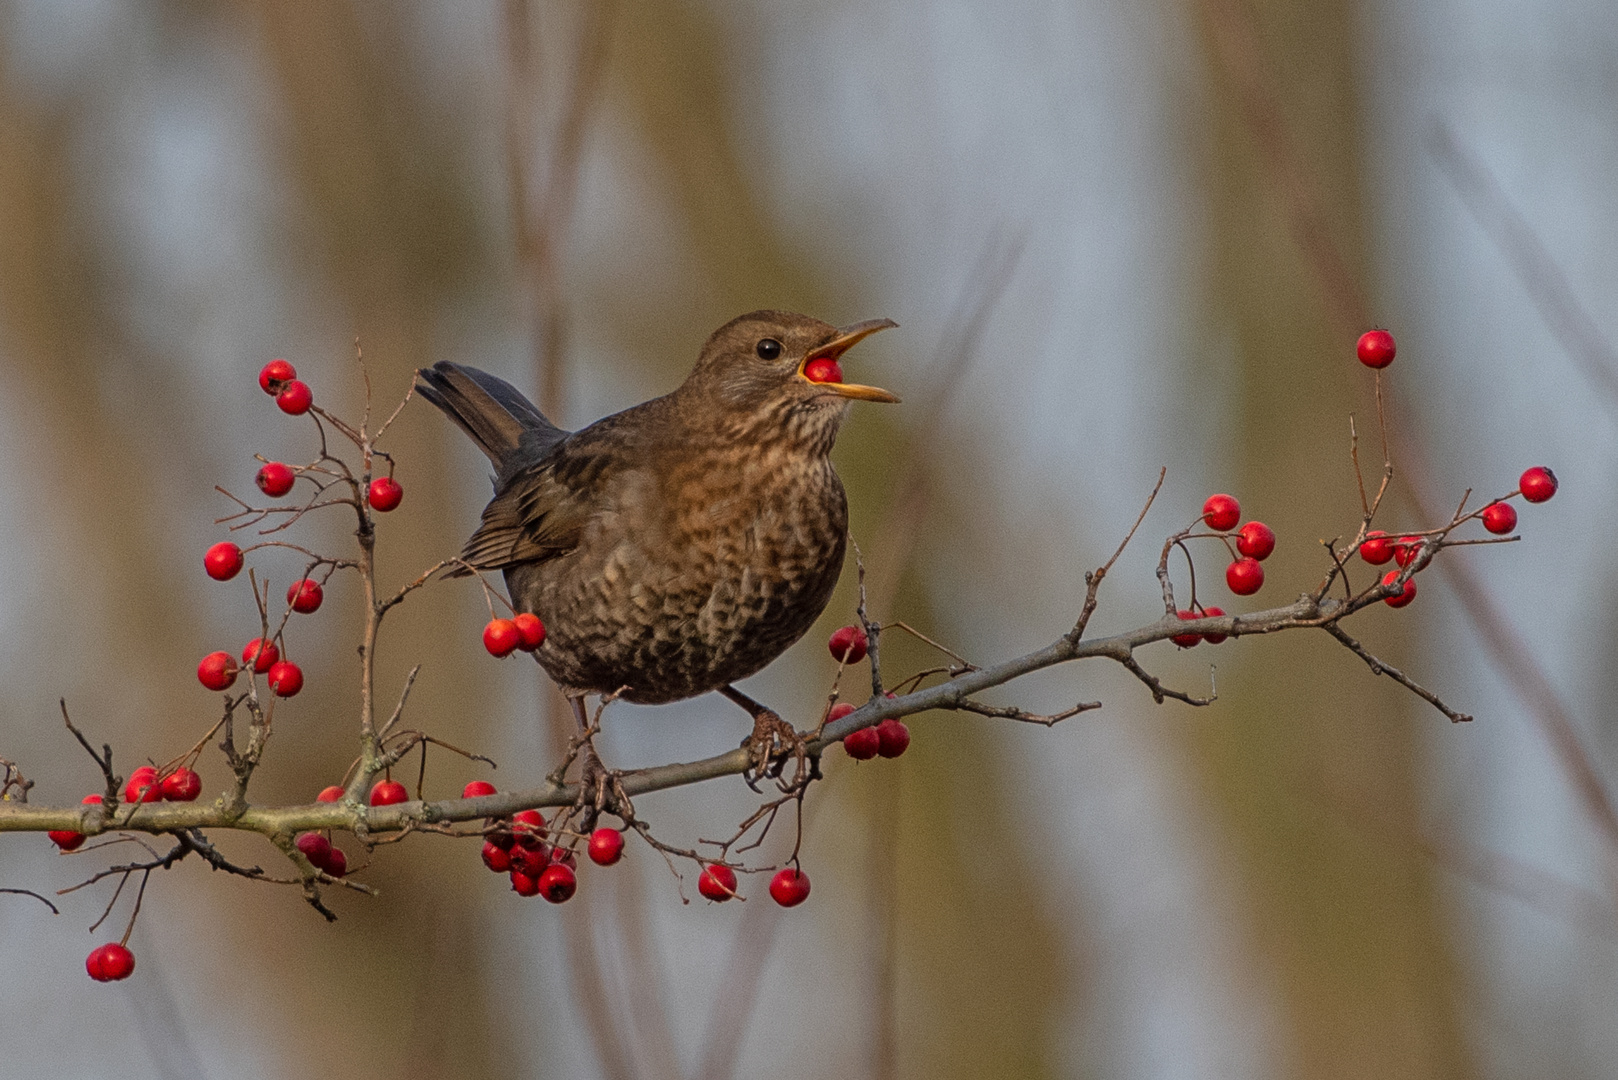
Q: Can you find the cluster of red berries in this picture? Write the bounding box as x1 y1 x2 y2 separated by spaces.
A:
825 626 913 760
198 362 412 698
287 779 421 878
295 783 358 876
50 765 203 851
255 360 405 512
1200 493 1275 599
1171 606 1229 648
837 702 911 759
464 782 605 903
199 545 318 695
197 630 305 698
1357 466 1557 608
482 613 547 658
294 830 349 878
259 358 312 415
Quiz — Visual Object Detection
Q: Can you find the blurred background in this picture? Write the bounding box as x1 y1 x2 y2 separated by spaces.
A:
0 1 1614 1077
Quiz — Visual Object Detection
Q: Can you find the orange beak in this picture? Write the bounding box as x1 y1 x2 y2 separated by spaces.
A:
799 318 901 403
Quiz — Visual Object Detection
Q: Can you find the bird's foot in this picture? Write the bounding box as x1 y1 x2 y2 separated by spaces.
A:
741 710 820 794
555 726 632 832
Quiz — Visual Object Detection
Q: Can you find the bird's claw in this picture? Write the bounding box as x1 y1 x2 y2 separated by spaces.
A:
741 710 817 794
569 732 630 832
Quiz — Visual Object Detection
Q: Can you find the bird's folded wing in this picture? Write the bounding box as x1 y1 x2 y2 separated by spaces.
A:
460 462 589 569
459 420 641 571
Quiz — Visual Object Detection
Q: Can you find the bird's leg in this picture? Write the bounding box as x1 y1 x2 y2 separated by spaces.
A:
721 685 818 793
564 693 625 830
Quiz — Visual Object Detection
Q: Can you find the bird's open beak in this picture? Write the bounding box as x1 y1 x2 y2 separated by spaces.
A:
800 318 901 403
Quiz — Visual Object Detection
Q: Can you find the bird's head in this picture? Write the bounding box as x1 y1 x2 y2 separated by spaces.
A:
679 310 899 451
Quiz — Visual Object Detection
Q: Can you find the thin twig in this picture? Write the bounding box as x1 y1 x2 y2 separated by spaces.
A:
0 888 58 914
1068 467 1164 645
1322 624 1472 723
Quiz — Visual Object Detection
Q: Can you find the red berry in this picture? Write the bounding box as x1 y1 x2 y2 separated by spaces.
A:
367 477 403 512
462 780 497 799
324 848 347 878
513 809 547 848
287 578 323 614
295 831 332 867
258 359 297 394
482 841 513 873
588 827 625 867
50 797 96 852
159 767 201 802
316 785 344 803
826 701 857 725
204 541 243 581
1235 521 1276 561
276 379 313 415
843 726 880 760
539 863 577 903
1201 606 1228 645
876 718 910 758
550 846 578 870
769 868 811 907
1357 329 1396 368
1226 558 1264 596
124 767 161 805
803 357 843 384
513 846 547 877
197 651 239 692
512 613 546 651
1382 570 1417 608
1171 610 1202 648
369 780 408 807
1202 493 1241 532
266 660 303 697
87 942 135 982
1393 537 1420 567
256 462 295 498
1520 466 1558 503
828 625 868 664
698 863 739 902
242 637 279 673
101 942 136 981
1482 501 1518 535
510 869 541 897
1359 530 1393 565
483 618 520 657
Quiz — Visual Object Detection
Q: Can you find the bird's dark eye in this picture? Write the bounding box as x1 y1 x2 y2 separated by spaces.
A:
755 338 782 360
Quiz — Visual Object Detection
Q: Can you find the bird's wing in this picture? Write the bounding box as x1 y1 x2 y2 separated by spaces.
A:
459 413 646 571
462 463 591 570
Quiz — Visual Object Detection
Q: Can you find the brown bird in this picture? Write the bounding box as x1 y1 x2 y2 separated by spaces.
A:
416 310 898 773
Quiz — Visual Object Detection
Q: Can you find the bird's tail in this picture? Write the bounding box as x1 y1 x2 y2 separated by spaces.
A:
415 362 568 471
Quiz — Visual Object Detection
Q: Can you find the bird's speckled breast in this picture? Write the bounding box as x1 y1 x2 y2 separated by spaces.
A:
508 443 848 703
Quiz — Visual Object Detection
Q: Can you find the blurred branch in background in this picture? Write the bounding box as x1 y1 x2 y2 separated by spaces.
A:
504 0 614 419
1193 0 1477 1073
1427 122 1618 412
503 6 677 1078
1205 0 1618 915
